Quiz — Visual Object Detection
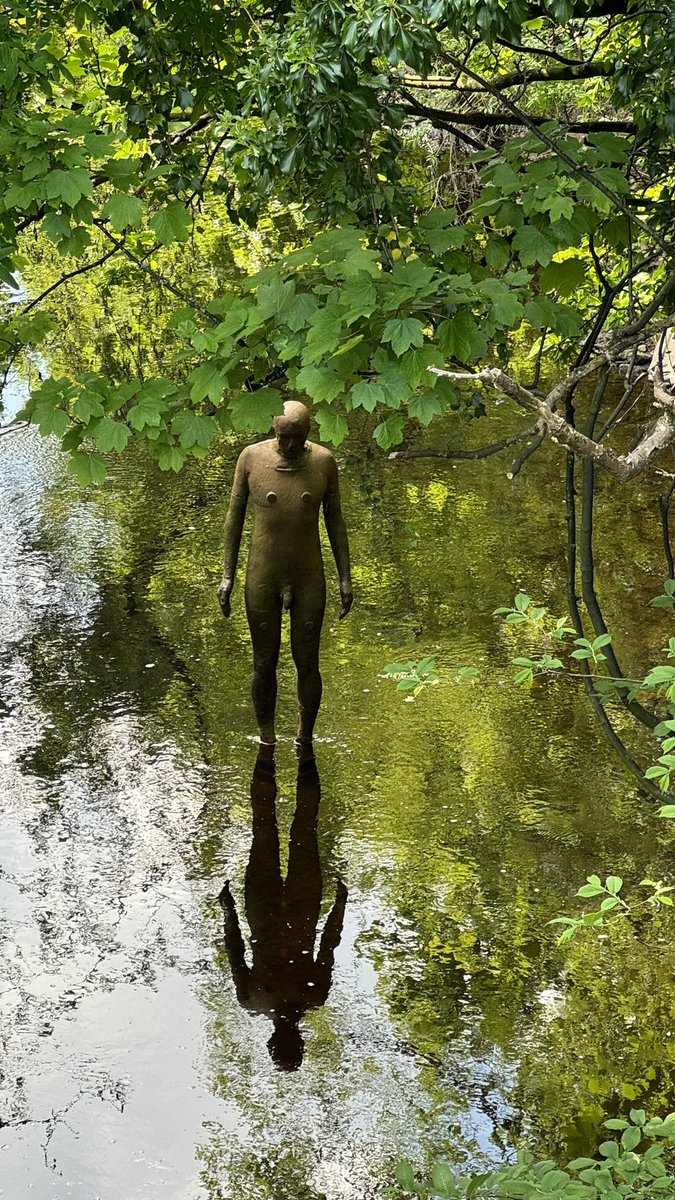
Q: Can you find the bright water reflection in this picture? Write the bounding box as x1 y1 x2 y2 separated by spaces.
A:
2 384 675 1198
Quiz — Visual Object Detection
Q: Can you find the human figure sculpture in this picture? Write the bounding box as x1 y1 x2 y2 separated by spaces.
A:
217 401 353 745
219 745 347 1071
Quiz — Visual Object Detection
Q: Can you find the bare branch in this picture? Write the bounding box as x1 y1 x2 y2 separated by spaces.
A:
430 314 675 482
398 100 636 134
404 60 611 93
21 248 119 316
387 424 540 462
0 421 28 438
93 221 217 323
507 420 547 478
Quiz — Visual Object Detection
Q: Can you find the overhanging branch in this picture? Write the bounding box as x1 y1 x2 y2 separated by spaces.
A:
430 313 675 482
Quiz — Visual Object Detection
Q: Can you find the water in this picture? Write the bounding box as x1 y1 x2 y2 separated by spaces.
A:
2 372 675 1198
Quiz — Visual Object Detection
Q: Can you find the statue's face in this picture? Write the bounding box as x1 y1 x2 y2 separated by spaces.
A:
275 418 308 461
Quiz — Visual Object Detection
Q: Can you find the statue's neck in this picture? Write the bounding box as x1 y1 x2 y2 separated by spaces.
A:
274 444 310 472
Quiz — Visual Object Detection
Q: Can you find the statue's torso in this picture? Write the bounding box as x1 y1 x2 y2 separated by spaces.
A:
244 439 330 607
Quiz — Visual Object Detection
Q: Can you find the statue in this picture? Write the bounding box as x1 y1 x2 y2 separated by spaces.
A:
217 401 353 745
219 745 347 1071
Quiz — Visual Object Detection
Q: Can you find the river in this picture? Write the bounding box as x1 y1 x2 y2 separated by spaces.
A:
2 367 675 1199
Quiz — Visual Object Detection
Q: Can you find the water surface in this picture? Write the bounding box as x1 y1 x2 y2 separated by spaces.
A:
2 376 675 1199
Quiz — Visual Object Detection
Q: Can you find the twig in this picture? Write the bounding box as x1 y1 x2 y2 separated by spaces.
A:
387 424 539 461
507 421 546 478
21 248 119 316
93 220 217 323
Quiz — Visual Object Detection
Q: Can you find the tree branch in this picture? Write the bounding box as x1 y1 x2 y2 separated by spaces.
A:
398 91 487 149
404 60 611 93
398 100 636 134
430 315 675 482
387 424 540 462
93 220 217 323
21 248 119 316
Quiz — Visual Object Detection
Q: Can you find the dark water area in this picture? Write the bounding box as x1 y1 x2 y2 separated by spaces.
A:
2 371 675 1199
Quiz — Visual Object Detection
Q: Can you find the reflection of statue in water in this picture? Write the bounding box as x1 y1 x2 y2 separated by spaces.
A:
217 400 353 745
219 746 347 1071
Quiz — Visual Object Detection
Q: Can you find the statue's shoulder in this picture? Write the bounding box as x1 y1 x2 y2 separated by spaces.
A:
240 438 272 467
308 440 335 465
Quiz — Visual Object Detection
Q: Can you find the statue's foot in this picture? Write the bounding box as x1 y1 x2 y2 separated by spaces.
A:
257 740 276 766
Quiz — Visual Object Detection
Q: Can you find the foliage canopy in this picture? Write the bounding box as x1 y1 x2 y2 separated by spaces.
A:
0 0 674 480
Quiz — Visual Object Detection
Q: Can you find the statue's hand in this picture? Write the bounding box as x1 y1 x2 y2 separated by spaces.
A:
217 578 233 618
339 584 353 621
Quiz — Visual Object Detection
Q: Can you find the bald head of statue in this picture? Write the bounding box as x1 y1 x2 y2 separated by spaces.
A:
273 400 311 462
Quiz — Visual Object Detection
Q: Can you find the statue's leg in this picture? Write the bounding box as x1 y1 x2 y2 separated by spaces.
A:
245 592 283 743
290 587 325 744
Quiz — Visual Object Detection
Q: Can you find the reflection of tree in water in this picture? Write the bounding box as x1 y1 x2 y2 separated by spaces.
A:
219 746 347 1071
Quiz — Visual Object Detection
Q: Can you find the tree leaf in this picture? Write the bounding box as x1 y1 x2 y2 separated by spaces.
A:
408 390 444 425
171 410 217 448
315 405 349 446
382 317 426 356
103 192 145 231
228 388 284 433
67 450 107 486
373 412 405 449
512 224 559 266
149 201 192 245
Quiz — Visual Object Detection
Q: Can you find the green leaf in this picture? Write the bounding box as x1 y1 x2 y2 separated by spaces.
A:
658 805 675 818
339 276 378 320
256 276 296 320
67 450 107 486
395 1161 416 1192
577 883 604 897
43 167 93 207
598 1141 619 1160
350 380 385 412
315 406 349 446
373 413 405 450
628 1109 646 1128
284 293 320 332
31 404 71 439
408 390 444 426
103 192 145 232
127 397 166 430
605 875 623 895
476 279 524 327
228 388 284 433
92 417 131 454
539 257 588 297
382 317 426 357
437 310 486 363
400 345 444 389
188 362 228 404
149 201 192 245
171 410 216 448
525 297 583 338
302 304 344 363
513 224 559 266
431 1162 457 1195
73 390 104 423
295 365 344 403
155 444 186 472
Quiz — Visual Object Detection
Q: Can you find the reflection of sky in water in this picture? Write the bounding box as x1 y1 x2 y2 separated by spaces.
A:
1 377 674 1197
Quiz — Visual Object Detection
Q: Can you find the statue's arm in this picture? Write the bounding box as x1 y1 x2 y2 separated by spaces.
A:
217 448 250 617
322 455 353 620
312 880 348 1002
218 881 251 1004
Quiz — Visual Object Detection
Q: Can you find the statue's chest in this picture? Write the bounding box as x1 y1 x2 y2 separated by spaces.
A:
250 467 322 511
